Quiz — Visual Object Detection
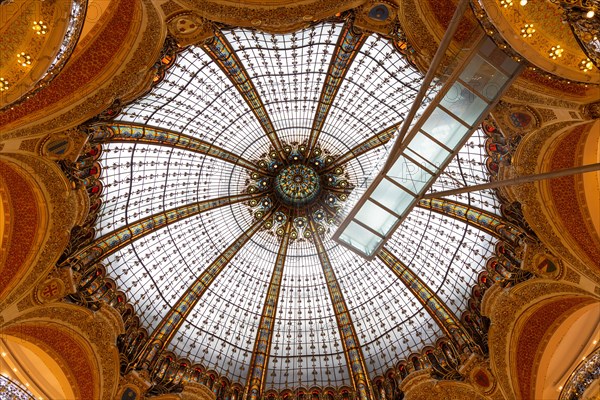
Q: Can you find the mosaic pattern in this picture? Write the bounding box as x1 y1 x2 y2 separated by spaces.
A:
275 164 321 206
418 198 521 245
245 142 352 241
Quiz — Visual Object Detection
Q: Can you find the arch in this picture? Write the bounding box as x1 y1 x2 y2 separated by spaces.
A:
0 158 47 298
0 154 85 307
0 302 123 399
507 120 600 282
534 302 600 399
538 121 600 274
0 334 76 399
482 279 599 400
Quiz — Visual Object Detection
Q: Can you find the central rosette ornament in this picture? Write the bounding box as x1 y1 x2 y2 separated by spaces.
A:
245 142 353 240
275 164 321 206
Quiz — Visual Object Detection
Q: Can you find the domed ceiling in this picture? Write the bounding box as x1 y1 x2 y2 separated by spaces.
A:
92 18 501 392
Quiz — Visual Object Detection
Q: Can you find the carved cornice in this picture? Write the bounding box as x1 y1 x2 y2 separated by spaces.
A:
400 369 488 400
178 0 366 34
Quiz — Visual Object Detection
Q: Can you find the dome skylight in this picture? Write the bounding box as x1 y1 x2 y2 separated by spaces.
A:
85 18 503 396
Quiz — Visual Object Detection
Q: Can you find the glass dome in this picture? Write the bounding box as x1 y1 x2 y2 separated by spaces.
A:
91 18 501 394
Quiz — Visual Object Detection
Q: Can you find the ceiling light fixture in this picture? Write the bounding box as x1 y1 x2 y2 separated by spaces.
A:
548 45 564 59
32 20 47 35
17 52 31 66
579 58 594 72
521 23 535 37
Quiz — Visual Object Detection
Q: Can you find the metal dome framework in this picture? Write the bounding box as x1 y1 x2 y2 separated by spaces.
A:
66 16 524 399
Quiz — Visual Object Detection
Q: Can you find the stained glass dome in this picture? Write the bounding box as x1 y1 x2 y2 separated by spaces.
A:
88 17 503 396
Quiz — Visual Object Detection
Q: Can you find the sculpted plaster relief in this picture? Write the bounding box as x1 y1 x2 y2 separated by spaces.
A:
507 121 600 283
0 154 81 311
176 0 365 34
0 303 123 399
167 12 213 46
0 0 164 142
481 279 596 400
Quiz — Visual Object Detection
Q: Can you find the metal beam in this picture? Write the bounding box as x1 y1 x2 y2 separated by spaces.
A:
63 193 259 271
245 222 292 400
418 198 522 245
323 122 401 172
202 31 286 161
138 210 273 368
305 22 368 159
382 0 471 172
423 162 600 199
377 248 476 352
311 221 375 400
102 124 262 173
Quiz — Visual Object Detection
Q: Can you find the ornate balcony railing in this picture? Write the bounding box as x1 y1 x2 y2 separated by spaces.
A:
0 0 88 111
560 346 600 400
0 375 36 400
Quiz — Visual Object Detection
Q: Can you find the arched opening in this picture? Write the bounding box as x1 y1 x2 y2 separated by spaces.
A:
0 334 76 400
0 158 47 299
535 302 600 399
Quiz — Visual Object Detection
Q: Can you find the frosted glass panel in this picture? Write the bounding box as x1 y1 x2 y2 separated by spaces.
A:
355 200 398 235
408 131 450 168
339 221 383 256
371 178 414 215
422 107 469 150
405 148 438 172
460 54 508 101
440 82 488 126
388 155 433 193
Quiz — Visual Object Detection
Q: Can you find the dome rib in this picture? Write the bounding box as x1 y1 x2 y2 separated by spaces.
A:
311 219 375 400
246 222 293 400
418 197 522 246
135 209 274 370
202 30 287 162
377 248 476 353
104 123 263 174
63 190 259 271
304 21 368 160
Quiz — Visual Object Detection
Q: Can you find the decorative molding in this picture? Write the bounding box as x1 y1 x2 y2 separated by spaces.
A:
0 0 163 143
400 369 488 400
0 154 79 311
509 121 600 283
482 279 595 400
177 0 365 34
563 268 581 285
